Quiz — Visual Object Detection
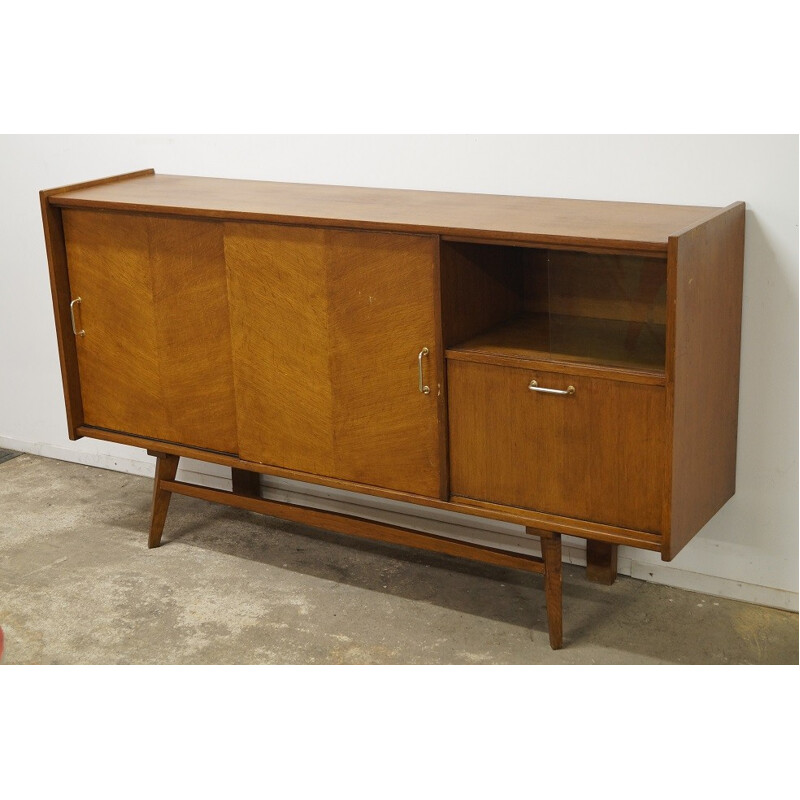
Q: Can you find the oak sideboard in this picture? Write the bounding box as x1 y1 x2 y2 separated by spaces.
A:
40 170 745 649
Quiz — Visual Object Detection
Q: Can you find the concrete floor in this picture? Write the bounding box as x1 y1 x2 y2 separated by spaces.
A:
0 453 796 664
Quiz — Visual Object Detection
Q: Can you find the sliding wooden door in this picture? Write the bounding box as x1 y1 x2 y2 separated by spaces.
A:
63 209 238 453
225 223 444 497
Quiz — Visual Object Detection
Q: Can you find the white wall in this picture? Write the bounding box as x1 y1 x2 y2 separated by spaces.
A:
1 135 796 610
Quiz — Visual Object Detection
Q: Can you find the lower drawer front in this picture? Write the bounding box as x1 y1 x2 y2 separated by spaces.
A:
447 361 666 533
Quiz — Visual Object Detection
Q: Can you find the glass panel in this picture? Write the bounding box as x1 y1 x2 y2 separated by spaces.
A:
547 251 667 372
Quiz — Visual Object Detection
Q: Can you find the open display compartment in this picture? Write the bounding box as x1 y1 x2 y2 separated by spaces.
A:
441 239 667 379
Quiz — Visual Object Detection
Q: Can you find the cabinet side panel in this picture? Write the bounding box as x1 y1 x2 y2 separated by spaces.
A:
225 223 335 474
148 217 238 453
328 232 442 498
667 203 745 559
62 210 171 439
40 197 84 438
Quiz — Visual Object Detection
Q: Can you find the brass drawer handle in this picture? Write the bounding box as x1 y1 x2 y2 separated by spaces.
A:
529 379 575 396
418 347 430 394
69 297 85 337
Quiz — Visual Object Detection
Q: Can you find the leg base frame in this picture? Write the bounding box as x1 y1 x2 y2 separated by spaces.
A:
147 458 565 649
586 540 618 585
148 450 179 548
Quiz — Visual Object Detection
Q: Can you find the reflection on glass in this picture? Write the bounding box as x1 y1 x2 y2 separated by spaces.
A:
547 251 667 371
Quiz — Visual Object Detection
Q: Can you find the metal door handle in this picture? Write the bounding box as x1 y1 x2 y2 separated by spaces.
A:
70 297 85 337
418 347 430 394
528 379 575 396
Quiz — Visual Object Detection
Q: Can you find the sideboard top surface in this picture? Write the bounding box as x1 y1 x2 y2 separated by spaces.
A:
49 172 727 252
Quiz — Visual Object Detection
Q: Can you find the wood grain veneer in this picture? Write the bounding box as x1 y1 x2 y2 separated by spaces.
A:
665 202 746 558
225 223 444 498
63 210 165 438
447 360 667 533
50 172 723 252
148 216 238 452
327 229 445 498
62 209 238 453
226 223 335 475
39 169 155 438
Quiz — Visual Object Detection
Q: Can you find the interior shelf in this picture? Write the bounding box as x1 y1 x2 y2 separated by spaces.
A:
445 312 667 376
440 239 668 380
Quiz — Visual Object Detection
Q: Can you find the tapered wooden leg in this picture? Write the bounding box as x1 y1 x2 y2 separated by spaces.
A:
148 451 179 548
586 540 618 585
539 531 563 650
232 467 261 498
